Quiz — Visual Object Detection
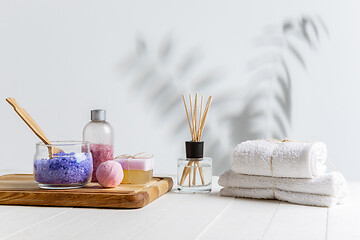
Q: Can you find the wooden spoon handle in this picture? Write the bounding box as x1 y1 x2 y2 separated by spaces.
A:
6 98 52 145
6 98 62 157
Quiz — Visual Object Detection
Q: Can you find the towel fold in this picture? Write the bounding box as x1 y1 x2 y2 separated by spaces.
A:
220 187 343 207
219 170 347 196
231 139 327 178
218 170 348 207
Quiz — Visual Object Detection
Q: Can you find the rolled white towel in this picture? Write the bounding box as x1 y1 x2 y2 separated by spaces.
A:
219 170 348 199
231 139 327 178
220 187 345 207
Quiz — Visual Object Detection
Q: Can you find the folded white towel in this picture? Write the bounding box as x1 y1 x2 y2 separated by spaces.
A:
219 169 348 198
219 170 348 207
220 187 343 207
231 139 327 178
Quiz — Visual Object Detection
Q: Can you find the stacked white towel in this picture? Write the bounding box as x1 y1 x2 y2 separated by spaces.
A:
219 139 348 207
232 139 327 178
219 170 348 207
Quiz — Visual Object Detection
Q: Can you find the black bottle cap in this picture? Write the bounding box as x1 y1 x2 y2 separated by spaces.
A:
185 141 204 158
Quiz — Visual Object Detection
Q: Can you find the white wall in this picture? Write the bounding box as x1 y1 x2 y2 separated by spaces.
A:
1 0 360 180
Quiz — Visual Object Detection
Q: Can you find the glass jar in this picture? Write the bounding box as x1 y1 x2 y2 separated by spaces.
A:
177 157 212 192
33 141 92 189
83 109 114 182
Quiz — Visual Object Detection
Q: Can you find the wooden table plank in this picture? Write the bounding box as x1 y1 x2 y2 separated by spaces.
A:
263 202 328 240
0 206 68 239
68 177 232 240
197 198 280 240
130 192 233 240
69 192 233 240
7 191 188 240
3 208 118 240
0 205 24 218
74 194 182 240
327 182 360 240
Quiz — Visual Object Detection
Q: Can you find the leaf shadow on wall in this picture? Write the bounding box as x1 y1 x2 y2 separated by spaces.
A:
221 15 329 175
119 15 329 176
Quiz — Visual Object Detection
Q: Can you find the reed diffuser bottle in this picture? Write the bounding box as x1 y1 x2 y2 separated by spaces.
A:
177 94 213 193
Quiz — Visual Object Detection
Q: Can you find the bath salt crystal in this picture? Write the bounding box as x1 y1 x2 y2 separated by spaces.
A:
34 152 92 184
90 144 114 182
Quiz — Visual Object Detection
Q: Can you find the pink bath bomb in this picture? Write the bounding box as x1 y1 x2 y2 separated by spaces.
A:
96 161 124 188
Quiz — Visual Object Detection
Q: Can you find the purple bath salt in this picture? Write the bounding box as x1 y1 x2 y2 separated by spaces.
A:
34 152 93 185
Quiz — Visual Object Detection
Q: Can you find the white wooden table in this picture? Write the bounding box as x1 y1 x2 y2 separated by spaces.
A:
0 174 359 240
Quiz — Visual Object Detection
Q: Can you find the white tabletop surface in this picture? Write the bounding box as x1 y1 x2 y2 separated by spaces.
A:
0 172 359 240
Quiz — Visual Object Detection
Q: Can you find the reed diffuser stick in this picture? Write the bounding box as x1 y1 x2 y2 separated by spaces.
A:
197 161 205 184
194 93 198 139
193 162 196 185
189 95 194 141
192 94 198 185
197 95 203 142
189 163 191 187
182 95 193 139
198 96 212 140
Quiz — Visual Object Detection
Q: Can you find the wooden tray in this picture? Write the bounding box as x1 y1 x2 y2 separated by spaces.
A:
0 174 173 209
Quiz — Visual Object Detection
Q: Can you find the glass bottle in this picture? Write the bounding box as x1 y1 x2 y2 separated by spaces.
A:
83 109 114 182
177 141 212 192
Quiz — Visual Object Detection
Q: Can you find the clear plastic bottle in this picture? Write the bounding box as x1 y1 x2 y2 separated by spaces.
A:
83 109 114 182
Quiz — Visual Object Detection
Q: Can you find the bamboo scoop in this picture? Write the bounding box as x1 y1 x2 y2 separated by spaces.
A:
6 98 62 157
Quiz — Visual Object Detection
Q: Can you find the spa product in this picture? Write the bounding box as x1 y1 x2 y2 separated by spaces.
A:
34 141 92 189
83 109 114 182
219 170 348 198
232 139 327 178
115 153 154 184
177 94 213 193
219 169 349 207
6 98 92 189
96 161 124 188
